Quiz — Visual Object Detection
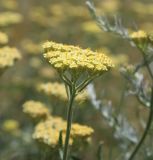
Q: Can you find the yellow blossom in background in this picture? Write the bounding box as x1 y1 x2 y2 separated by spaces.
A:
2 119 20 136
21 39 42 55
0 12 22 27
33 116 93 147
67 123 94 138
43 41 114 75
0 32 8 45
22 100 50 119
38 67 58 80
130 30 149 47
0 46 21 74
37 82 88 102
81 21 101 34
2 119 19 132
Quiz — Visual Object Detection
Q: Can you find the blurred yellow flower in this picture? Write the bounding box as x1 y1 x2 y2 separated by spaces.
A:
33 116 93 147
22 100 50 119
0 32 8 45
2 119 20 136
37 82 88 102
0 12 22 27
0 46 21 74
81 21 101 33
130 30 149 47
67 123 94 138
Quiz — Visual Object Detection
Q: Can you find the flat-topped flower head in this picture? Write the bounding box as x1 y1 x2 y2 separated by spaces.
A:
130 30 149 48
37 82 88 102
33 116 93 147
0 46 21 75
43 41 114 92
22 100 50 119
0 32 8 45
43 41 114 74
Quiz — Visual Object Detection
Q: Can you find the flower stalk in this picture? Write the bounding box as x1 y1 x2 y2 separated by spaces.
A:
63 83 76 160
129 86 153 160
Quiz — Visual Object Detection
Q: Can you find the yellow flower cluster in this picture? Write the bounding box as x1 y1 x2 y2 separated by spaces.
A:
0 46 21 73
0 12 22 27
0 32 8 45
33 116 94 147
43 41 114 74
37 82 88 102
130 30 149 46
130 30 147 40
22 100 50 119
70 123 94 138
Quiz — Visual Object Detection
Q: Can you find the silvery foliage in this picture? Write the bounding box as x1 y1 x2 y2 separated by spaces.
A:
87 84 138 151
120 67 150 108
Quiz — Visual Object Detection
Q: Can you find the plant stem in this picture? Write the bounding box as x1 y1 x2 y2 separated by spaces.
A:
63 85 76 160
128 87 153 160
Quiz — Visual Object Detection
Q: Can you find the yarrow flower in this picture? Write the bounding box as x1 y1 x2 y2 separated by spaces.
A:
22 100 50 119
43 41 113 160
33 116 94 147
0 46 21 75
37 82 88 102
130 30 149 48
43 41 114 74
43 41 114 95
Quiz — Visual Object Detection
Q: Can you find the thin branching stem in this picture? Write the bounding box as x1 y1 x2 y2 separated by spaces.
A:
128 86 153 160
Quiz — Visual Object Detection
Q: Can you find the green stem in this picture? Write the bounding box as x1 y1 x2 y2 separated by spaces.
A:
128 86 153 160
63 85 76 160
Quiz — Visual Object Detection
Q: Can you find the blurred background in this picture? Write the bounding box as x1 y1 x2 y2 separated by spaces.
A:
0 0 153 159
